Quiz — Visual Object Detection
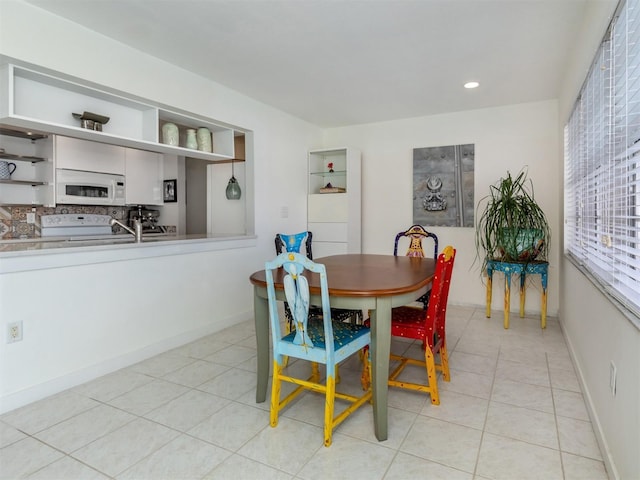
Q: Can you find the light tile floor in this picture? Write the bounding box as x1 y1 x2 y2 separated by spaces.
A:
0 306 610 479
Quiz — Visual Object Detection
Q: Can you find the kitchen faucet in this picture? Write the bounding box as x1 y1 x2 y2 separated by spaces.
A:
110 218 143 243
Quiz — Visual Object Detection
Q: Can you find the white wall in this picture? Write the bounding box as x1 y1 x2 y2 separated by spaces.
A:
323 100 561 316
0 0 321 411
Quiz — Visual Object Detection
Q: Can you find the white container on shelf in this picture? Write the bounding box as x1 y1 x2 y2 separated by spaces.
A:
185 129 197 149
196 127 212 152
161 122 179 146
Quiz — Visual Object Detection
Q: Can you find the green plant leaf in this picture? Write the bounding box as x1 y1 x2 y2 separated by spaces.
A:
475 168 550 274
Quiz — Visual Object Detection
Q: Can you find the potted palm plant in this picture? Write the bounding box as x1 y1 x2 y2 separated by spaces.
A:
475 169 550 272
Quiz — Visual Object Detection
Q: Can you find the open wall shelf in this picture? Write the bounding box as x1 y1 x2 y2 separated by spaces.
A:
0 64 238 162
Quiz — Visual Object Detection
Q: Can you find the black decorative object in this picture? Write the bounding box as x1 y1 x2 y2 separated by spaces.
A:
163 179 177 203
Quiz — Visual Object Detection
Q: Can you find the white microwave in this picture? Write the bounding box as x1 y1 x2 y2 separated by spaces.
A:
56 168 126 205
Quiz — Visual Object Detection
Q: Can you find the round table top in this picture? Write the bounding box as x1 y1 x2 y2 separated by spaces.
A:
249 253 435 297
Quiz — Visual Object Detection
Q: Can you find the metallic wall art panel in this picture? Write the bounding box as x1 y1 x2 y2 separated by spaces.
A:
413 144 475 227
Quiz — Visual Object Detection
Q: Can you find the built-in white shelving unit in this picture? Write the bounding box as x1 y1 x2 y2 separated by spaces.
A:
0 128 54 206
307 147 361 257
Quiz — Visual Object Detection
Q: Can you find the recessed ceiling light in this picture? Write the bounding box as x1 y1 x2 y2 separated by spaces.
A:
464 81 479 89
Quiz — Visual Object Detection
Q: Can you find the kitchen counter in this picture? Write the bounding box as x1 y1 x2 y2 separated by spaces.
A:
0 233 257 273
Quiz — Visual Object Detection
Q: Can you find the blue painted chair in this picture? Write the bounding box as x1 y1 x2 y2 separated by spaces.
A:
393 224 438 309
265 252 372 447
275 232 363 325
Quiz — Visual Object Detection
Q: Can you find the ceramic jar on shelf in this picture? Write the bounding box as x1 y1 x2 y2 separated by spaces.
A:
185 129 198 149
196 127 212 152
161 122 179 146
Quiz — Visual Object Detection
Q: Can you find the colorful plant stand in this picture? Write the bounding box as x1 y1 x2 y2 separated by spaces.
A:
485 260 548 329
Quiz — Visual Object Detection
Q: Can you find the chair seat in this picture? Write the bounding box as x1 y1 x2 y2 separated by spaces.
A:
390 306 430 338
282 320 370 350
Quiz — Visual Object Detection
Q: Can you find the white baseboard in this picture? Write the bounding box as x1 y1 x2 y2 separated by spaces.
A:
560 321 619 480
0 312 250 415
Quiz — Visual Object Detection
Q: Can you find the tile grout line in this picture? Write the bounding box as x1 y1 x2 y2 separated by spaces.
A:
471 335 500 479
548 350 567 480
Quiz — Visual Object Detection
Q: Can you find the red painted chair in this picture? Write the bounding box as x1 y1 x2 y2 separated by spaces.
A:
387 246 456 405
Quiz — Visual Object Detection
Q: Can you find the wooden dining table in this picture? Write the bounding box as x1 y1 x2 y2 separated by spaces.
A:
249 253 435 441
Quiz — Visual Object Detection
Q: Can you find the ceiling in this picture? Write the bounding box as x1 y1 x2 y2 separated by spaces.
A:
23 0 595 128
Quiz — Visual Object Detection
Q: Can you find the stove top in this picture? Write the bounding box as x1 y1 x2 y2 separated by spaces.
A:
41 214 113 237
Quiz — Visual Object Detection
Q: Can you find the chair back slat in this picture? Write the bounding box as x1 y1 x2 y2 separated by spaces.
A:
424 246 456 349
275 231 363 325
275 231 313 259
265 252 336 358
283 265 313 347
393 224 438 260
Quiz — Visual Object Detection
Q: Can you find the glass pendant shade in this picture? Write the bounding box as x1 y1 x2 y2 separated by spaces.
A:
226 176 241 200
225 160 241 200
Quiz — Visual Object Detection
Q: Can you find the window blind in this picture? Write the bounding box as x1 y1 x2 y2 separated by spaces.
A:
565 0 640 317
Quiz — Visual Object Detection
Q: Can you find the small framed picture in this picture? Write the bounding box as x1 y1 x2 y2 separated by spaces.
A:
163 179 177 203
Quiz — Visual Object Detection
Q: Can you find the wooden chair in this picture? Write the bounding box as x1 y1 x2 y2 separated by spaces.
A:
387 246 456 405
265 252 372 446
275 232 363 325
393 224 438 309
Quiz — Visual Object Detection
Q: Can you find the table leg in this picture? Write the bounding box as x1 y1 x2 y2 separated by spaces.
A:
503 272 511 329
486 269 493 318
370 297 391 441
253 286 270 403
519 273 526 318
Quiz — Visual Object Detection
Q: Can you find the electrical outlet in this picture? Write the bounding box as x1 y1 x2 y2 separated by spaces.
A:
7 321 23 343
26 212 36 224
609 361 617 396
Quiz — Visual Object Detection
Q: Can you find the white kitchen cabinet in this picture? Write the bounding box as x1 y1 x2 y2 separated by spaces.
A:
0 129 54 206
0 63 237 162
55 136 125 174
55 136 163 205
307 147 361 256
125 148 163 205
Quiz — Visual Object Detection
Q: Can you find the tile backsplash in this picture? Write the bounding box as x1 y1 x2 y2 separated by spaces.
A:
1 205 130 239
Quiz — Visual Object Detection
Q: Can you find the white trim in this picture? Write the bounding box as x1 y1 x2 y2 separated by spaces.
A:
0 310 251 415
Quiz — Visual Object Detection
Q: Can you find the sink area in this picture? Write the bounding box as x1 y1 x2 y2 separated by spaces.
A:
64 235 170 245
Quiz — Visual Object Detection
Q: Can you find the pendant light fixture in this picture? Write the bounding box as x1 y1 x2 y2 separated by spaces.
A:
225 158 242 200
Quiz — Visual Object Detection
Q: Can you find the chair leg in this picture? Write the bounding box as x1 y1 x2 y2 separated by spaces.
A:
282 314 292 368
439 342 450 381
324 374 336 447
424 346 439 405
270 362 283 427
360 347 370 390
311 362 320 382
